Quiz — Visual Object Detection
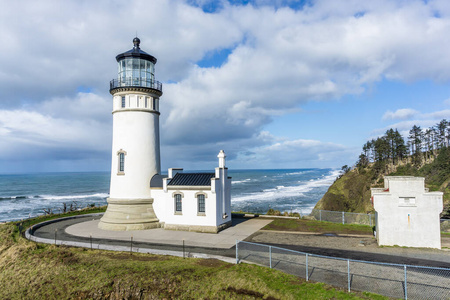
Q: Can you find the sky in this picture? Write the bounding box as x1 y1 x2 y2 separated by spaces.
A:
0 0 450 173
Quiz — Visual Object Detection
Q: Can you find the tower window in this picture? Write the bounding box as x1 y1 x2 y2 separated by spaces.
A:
153 98 157 110
197 194 205 214
117 150 127 175
121 96 125 108
119 153 125 172
145 97 148 108
175 194 182 213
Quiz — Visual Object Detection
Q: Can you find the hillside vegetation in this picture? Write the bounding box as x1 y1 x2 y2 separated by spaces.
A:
315 119 450 217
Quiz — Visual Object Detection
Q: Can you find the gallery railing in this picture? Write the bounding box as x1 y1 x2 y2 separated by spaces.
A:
110 78 162 92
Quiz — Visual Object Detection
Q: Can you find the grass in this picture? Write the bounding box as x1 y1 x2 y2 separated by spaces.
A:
262 218 374 235
13 206 107 231
0 212 386 299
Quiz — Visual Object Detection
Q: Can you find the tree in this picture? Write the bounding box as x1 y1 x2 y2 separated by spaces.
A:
356 153 369 168
393 129 406 163
341 165 351 173
437 119 448 149
409 125 423 165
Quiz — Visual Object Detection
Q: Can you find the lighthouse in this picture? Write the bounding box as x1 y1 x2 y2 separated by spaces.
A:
99 38 163 231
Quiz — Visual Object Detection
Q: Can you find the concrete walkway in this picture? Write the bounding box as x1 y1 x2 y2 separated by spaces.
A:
66 217 272 249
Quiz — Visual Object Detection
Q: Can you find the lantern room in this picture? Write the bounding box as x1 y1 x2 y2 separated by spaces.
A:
110 37 162 92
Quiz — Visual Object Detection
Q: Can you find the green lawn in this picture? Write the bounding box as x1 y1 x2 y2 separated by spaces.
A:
262 218 374 235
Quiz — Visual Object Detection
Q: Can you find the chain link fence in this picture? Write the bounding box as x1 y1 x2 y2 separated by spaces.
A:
310 209 450 232
236 241 450 300
310 209 375 226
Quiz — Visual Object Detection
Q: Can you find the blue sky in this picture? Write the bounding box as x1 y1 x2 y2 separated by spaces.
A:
0 0 449 173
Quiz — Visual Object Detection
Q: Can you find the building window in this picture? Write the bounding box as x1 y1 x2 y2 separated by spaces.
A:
153 98 157 110
175 194 182 213
145 97 148 108
136 97 139 108
198 194 205 214
121 96 125 108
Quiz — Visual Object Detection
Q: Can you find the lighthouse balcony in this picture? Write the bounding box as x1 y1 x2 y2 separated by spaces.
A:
110 78 162 92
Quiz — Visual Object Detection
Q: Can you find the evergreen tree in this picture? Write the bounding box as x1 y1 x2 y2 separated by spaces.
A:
437 119 448 149
409 125 423 165
393 129 406 163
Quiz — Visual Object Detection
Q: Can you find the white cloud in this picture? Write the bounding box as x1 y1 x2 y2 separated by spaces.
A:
0 93 111 167
1 0 450 171
372 108 449 139
382 108 418 121
231 138 357 169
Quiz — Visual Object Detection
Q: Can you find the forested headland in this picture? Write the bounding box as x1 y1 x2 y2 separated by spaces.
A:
315 119 450 218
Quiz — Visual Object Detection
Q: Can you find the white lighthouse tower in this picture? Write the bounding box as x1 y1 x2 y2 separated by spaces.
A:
99 37 163 231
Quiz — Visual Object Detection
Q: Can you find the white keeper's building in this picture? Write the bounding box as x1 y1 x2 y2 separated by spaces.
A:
372 176 443 249
98 38 232 233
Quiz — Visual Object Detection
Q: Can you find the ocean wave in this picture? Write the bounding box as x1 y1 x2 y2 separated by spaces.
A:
285 170 309 176
232 169 340 203
232 179 251 184
0 196 29 200
39 193 109 201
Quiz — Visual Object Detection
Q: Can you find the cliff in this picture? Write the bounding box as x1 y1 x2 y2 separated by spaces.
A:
314 147 450 217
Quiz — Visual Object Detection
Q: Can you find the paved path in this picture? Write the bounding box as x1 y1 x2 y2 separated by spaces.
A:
30 214 271 259
248 231 450 268
65 217 271 249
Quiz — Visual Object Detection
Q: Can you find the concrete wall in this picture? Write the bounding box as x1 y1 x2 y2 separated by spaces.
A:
152 159 232 233
109 91 161 199
372 176 443 249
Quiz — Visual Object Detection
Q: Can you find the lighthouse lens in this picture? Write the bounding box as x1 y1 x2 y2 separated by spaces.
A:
117 58 156 88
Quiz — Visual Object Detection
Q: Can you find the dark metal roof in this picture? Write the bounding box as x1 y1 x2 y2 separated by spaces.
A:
168 173 215 186
116 37 157 64
150 174 168 188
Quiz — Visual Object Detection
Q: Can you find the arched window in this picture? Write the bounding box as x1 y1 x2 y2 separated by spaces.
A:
119 153 125 172
117 150 127 175
197 194 205 214
174 194 182 213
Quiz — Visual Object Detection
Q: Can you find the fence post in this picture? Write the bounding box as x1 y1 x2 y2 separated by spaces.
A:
235 240 239 264
342 211 345 224
369 214 372 227
347 259 350 292
404 265 407 300
306 253 309 281
269 246 272 269
319 210 322 221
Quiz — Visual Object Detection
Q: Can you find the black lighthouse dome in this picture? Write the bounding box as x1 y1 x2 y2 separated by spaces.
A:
115 37 157 64
110 37 162 93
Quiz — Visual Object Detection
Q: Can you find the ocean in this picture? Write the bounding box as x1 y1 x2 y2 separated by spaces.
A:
0 168 339 222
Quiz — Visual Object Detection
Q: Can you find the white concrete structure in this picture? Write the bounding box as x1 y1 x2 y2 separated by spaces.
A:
372 176 443 249
151 150 232 233
99 38 231 232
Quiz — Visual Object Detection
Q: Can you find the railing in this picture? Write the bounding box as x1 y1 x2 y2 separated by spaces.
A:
236 240 450 299
310 209 450 232
110 78 162 92
310 209 375 226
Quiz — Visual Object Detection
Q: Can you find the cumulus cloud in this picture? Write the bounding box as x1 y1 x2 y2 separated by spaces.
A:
1 0 450 171
382 108 418 121
0 93 111 172
372 107 450 139
231 138 357 169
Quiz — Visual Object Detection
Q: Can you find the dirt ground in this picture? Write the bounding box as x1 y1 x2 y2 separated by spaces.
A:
247 230 450 268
